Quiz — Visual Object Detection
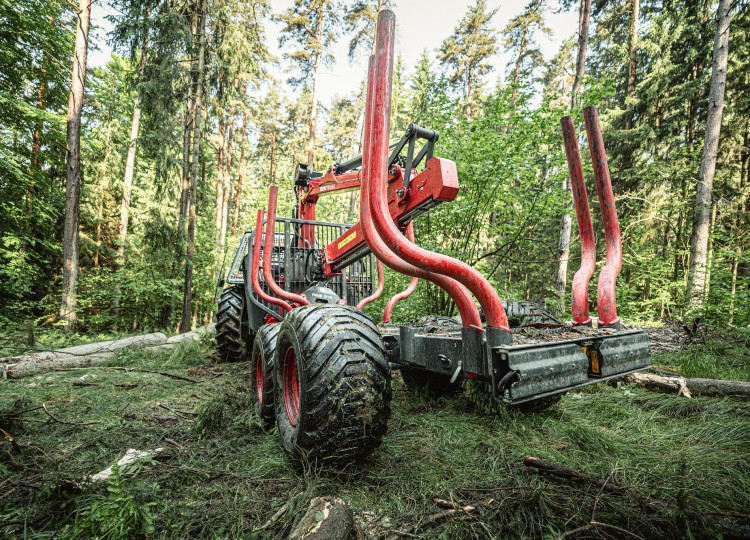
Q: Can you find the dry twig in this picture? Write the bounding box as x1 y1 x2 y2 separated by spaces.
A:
41 404 99 426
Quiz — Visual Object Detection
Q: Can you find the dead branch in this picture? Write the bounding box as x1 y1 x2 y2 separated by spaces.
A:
386 498 493 539
0 427 22 452
523 457 668 509
158 403 198 417
41 404 99 426
558 521 645 539
256 501 290 531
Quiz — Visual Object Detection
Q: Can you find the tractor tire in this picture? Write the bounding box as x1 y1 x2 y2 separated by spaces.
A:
274 305 391 467
400 368 463 397
216 285 252 363
251 323 280 429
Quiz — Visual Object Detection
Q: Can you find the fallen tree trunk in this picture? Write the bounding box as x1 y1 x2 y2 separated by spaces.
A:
1 325 216 380
622 372 750 399
1 333 167 379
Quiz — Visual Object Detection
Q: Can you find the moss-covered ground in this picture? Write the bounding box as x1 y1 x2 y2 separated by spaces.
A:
1 335 749 539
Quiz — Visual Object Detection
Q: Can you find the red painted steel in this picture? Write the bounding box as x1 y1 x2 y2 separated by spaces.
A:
282 345 300 427
255 353 264 404
322 162 459 274
356 259 384 309
583 106 622 328
367 10 510 333
303 171 361 204
264 186 310 306
359 54 482 328
251 210 291 313
383 223 419 323
561 116 595 326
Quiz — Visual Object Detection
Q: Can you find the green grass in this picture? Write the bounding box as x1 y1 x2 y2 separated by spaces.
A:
654 339 750 380
1 338 749 539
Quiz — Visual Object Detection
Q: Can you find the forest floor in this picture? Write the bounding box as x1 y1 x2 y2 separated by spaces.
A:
1 331 749 539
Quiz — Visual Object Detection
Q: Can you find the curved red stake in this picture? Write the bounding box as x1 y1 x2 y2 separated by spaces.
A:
367 11 510 334
583 106 621 328
264 186 309 307
561 116 595 326
383 223 419 323
358 55 482 328
356 259 384 309
251 210 291 314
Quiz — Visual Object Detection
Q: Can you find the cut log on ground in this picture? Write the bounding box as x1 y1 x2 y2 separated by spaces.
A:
1 325 217 380
288 496 353 540
621 372 750 399
166 323 215 344
1 332 167 379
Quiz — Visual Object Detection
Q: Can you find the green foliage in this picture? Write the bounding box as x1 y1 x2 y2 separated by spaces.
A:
66 466 156 540
2 0 749 339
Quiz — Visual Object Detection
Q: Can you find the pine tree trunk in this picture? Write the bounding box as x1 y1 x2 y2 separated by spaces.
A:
114 5 150 317
306 4 323 169
221 104 234 247
511 28 528 102
61 0 92 333
118 3 150 261
168 95 194 324
232 107 247 234
554 179 573 315
270 128 277 185
624 0 639 130
686 0 731 310
22 50 49 255
570 0 591 110
215 74 226 241
181 0 206 333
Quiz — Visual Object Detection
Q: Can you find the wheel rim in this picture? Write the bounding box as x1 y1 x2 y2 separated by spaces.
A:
283 345 300 427
254 353 263 405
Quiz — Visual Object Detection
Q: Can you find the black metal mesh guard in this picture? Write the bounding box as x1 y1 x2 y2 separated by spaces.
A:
242 217 374 315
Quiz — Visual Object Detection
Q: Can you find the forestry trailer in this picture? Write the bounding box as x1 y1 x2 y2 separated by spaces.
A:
215 10 650 467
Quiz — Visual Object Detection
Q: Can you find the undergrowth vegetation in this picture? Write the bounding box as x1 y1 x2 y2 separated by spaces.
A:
1 338 749 539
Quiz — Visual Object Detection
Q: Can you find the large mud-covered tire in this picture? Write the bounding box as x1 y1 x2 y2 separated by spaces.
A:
274 305 391 467
400 368 462 397
251 323 280 429
216 285 252 363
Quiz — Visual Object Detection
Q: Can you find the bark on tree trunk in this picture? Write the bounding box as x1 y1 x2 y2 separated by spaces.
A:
168 97 194 324
624 0 639 130
232 107 247 234
221 102 234 248
215 75 226 241
114 5 150 317
270 128 277 185
511 28 528 102
118 3 150 261
686 0 731 310
181 0 206 334
21 49 49 255
306 4 323 169
570 0 591 111
61 0 92 333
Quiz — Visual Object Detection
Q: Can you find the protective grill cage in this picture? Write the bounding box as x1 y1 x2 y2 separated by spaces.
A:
248 217 374 315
